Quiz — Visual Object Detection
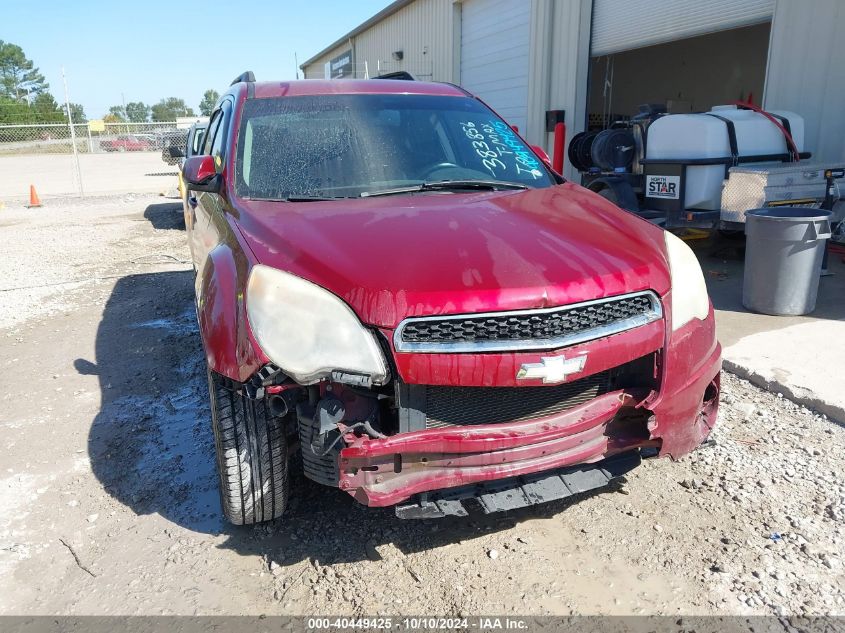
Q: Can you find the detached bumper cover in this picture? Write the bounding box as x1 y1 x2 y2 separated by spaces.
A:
338 312 721 508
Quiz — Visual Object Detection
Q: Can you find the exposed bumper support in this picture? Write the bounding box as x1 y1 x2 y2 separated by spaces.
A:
394 450 643 518
338 391 656 507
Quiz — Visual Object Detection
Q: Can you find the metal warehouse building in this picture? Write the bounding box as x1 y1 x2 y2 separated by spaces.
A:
301 0 845 178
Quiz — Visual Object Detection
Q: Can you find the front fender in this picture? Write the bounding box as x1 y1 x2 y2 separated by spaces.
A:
196 243 267 382
649 297 721 458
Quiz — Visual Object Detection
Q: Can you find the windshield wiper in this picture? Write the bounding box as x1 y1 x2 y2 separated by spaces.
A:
426 180 528 191
282 195 346 202
246 195 346 202
360 180 528 198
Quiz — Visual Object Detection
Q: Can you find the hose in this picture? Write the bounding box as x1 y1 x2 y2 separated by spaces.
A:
314 405 385 457
315 428 348 457
731 101 801 162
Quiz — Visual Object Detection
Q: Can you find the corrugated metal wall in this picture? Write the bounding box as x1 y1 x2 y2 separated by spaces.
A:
525 0 592 178
302 0 456 81
355 0 455 81
303 48 351 79
764 0 845 164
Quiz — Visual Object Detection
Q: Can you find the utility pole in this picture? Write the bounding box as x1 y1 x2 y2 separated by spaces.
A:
62 66 84 197
121 92 128 132
295 52 300 80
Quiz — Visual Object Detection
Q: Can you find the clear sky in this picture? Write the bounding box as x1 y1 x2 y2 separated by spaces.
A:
2 0 393 118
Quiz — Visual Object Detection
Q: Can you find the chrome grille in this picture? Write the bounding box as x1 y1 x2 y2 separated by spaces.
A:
394 291 662 353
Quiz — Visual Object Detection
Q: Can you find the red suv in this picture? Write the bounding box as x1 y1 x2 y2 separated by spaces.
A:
182 73 721 525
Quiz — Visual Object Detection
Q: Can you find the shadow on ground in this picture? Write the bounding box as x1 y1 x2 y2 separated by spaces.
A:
690 233 845 330
144 202 185 231
80 270 626 567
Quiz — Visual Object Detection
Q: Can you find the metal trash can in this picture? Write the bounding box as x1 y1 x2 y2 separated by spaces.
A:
743 207 832 315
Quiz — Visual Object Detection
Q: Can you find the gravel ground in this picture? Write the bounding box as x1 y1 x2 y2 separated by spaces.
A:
0 194 842 616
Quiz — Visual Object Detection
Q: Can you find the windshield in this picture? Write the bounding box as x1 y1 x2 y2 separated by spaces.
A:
235 93 555 200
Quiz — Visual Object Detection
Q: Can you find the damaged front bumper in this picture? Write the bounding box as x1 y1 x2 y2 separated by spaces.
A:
339 391 655 507
334 310 721 513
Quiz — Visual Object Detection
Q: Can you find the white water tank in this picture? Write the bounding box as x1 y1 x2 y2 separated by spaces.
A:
645 106 804 210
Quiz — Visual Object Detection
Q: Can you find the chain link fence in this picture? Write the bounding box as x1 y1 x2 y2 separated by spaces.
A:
0 121 187 156
0 121 196 201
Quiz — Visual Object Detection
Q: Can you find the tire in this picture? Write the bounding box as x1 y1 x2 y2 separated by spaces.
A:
595 184 640 213
207 369 289 525
597 187 619 204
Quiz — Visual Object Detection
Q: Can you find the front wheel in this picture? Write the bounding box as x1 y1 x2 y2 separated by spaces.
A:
207 369 289 524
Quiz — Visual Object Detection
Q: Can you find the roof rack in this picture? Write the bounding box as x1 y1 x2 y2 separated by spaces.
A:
375 71 416 81
230 71 256 86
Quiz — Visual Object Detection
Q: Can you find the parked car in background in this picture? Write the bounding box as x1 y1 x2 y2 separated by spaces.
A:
133 132 158 146
181 74 721 526
185 122 208 161
150 128 188 151
99 134 153 152
163 121 207 166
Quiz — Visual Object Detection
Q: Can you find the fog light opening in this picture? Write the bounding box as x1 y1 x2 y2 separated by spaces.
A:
699 376 721 436
703 380 719 406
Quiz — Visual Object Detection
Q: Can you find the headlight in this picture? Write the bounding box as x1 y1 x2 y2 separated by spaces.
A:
246 265 389 385
664 231 710 331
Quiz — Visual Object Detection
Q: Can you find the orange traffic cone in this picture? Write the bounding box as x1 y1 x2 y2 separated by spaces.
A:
28 185 42 208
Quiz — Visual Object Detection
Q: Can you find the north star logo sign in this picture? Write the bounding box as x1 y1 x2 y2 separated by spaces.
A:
645 174 681 199
516 355 587 384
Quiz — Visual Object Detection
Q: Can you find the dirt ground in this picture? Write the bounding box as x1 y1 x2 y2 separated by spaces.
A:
0 194 843 616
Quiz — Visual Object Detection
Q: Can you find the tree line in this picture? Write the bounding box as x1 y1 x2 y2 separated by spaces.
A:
0 40 220 125
104 90 219 123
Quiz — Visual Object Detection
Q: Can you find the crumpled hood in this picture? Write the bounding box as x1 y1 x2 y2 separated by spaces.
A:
233 182 670 329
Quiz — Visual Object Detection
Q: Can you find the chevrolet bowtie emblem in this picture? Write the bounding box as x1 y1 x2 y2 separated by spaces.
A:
516 355 587 384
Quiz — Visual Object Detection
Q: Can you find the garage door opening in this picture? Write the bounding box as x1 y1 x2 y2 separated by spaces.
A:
587 22 771 130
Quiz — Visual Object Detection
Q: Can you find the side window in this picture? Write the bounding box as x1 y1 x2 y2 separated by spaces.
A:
192 129 205 154
202 110 223 155
210 101 232 161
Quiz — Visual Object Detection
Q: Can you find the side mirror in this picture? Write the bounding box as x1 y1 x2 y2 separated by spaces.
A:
531 145 552 167
182 155 220 192
168 145 185 158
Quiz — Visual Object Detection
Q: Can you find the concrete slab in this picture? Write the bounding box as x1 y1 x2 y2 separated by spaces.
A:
692 235 845 422
0 152 178 201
